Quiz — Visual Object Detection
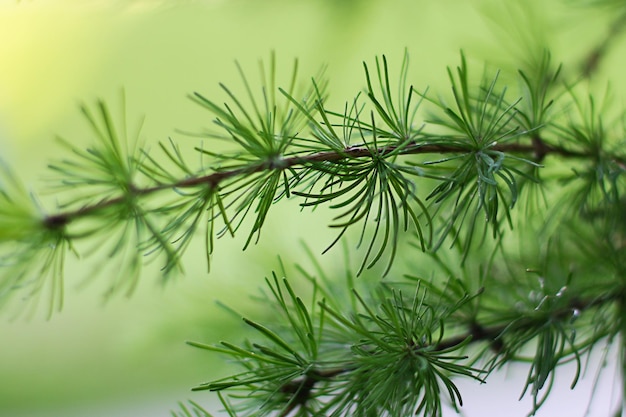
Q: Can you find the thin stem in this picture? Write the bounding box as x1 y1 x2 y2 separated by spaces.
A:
581 11 626 77
43 137 596 230
275 289 622 415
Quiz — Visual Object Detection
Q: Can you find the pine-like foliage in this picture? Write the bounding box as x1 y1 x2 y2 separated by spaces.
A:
2 2 626 416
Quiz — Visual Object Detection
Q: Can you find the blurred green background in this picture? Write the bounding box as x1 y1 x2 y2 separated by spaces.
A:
0 0 622 416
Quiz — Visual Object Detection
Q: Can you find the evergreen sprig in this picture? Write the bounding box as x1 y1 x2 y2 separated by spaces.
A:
5 50 611 310
184 234 623 416
0 161 71 317
186 270 485 417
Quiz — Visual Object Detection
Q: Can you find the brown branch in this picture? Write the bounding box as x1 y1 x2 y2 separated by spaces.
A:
275 290 622 416
581 11 626 78
42 137 590 231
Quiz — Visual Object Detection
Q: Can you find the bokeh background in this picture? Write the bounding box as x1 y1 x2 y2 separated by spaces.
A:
0 0 624 416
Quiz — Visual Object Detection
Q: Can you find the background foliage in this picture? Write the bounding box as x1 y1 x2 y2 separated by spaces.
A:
1 0 625 416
